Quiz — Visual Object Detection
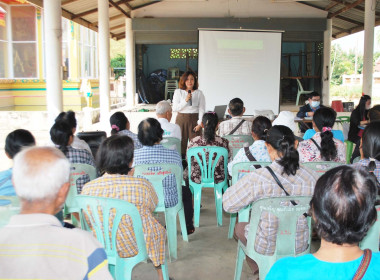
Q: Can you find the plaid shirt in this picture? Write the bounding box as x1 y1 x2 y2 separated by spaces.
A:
81 174 166 266
218 117 252 137
353 158 380 183
65 146 96 193
118 130 143 149
134 144 182 208
223 161 318 255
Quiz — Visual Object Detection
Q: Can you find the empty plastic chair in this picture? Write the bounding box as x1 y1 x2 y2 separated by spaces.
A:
296 79 313 106
337 116 350 123
0 196 20 228
134 163 187 261
345 140 354 164
77 195 169 280
160 137 181 156
165 80 178 100
234 196 312 280
187 146 228 227
222 135 254 158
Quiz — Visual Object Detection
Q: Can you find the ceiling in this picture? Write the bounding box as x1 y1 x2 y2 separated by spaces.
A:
25 0 380 40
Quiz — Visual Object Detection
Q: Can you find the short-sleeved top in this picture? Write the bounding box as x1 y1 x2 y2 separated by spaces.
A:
303 129 345 143
72 135 92 155
0 169 15 196
118 129 143 149
227 140 271 175
157 118 182 140
297 133 346 163
218 117 252 137
172 89 206 125
353 158 380 183
0 214 112 279
266 252 380 280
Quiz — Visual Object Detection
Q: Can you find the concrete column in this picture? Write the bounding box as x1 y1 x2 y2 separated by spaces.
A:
125 18 136 108
362 0 376 96
44 0 62 124
322 19 332 106
98 0 110 125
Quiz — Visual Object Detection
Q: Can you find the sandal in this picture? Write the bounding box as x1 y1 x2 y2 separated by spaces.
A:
186 225 195 235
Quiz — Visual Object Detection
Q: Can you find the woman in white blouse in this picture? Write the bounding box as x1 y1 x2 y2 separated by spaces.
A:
172 71 205 157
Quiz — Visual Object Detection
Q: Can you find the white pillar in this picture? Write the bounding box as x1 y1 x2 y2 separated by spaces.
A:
362 0 376 96
125 18 135 109
98 0 110 126
322 19 332 106
44 0 62 124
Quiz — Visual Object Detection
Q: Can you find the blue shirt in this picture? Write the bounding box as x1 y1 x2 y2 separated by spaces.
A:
0 169 16 196
266 252 380 280
303 129 345 142
134 144 182 208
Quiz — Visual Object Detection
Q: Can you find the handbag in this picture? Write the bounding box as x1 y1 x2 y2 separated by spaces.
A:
352 249 372 280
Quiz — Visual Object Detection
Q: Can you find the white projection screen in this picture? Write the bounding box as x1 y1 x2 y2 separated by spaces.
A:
198 29 282 115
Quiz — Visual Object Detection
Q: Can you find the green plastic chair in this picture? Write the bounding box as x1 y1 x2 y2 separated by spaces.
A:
160 137 181 156
337 116 351 123
234 196 312 280
222 135 254 158
0 196 20 228
228 161 271 239
296 79 313 106
64 163 97 225
134 163 188 261
187 146 228 227
360 205 380 252
345 140 354 164
301 161 344 177
77 195 169 280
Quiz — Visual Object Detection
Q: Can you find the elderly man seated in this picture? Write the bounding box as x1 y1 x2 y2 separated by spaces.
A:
156 100 181 140
0 147 112 279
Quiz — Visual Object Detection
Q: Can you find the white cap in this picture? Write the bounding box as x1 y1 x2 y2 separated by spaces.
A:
272 111 297 132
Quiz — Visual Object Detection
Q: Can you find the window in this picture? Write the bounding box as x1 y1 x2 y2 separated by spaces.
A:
62 18 69 79
79 26 98 78
0 3 8 78
170 48 198 59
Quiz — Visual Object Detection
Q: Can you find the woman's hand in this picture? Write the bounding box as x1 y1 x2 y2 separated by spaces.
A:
193 124 202 132
185 92 192 102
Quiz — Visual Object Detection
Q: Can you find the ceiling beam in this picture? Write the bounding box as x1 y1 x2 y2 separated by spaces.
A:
335 15 362 25
334 18 380 38
325 2 340 11
91 14 125 27
71 7 103 20
118 0 133 11
109 0 130 18
332 25 349 32
327 0 364 19
110 23 125 31
133 1 162 11
331 0 380 17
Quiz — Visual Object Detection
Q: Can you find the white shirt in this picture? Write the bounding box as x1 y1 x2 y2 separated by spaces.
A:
72 135 93 155
157 118 181 140
172 89 205 125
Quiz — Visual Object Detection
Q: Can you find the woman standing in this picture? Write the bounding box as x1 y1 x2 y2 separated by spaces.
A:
172 71 205 157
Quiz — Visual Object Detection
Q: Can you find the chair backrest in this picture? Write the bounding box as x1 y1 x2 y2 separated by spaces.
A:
65 163 97 212
360 205 380 252
337 116 350 123
0 196 20 228
134 163 182 212
77 196 147 271
301 161 343 177
222 135 254 158
231 161 271 185
187 146 228 187
246 196 312 278
160 137 181 155
296 78 304 92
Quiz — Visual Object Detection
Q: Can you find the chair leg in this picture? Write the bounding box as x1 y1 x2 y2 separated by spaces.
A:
234 244 245 280
161 259 170 280
178 208 188 242
165 211 177 261
296 92 301 106
228 213 237 239
215 186 223 227
193 187 202 227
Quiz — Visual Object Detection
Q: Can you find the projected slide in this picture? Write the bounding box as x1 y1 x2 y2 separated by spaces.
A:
198 30 282 115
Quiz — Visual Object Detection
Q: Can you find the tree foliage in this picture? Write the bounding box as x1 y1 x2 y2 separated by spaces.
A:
110 54 126 80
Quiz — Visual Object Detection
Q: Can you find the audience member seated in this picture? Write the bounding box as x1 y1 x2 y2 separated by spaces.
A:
218 98 252 137
353 121 380 183
156 101 181 140
0 146 112 279
227 116 272 175
266 166 380 279
348 95 371 162
50 121 96 193
55 110 92 154
110 111 142 149
296 92 325 132
81 135 167 280
0 129 35 196
223 125 318 275
272 111 303 142
369 104 380 122
298 107 345 163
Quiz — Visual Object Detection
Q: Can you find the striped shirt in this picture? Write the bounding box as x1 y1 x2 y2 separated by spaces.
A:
0 214 112 279
118 129 143 149
223 161 317 255
218 116 252 137
81 174 166 267
134 144 182 207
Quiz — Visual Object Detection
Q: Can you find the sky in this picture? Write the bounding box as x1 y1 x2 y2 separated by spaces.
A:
332 26 380 54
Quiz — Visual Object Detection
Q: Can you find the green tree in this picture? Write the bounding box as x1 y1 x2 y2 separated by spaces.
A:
110 54 126 80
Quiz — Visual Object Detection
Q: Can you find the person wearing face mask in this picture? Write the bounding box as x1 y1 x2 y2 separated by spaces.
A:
348 94 371 163
296 92 324 132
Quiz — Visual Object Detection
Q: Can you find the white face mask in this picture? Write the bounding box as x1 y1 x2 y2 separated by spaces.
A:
311 101 320 108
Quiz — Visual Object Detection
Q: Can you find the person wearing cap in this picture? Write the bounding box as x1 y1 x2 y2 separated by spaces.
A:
296 92 325 132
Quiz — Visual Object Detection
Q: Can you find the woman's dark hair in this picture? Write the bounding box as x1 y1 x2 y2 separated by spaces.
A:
356 94 371 120
96 135 134 175
5 129 35 159
252 116 272 141
228 98 244 116
266 125 299 176
202 112 219 143
110 112 128 135
179 71 198 90
313 107 337 161
138 118 164 146
55 110 77 130
311 166 377 244
50 121 73 156
362 121 380 173
368 105 380 121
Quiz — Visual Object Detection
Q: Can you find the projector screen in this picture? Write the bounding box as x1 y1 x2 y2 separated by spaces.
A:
198 30 282 115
